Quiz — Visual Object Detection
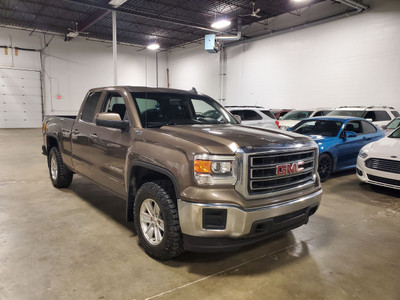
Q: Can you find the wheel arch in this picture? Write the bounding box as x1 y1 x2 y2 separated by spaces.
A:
126 161 180 222
319 151 336 172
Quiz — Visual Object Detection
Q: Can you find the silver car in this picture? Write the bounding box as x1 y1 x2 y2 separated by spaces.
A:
225 106 279 129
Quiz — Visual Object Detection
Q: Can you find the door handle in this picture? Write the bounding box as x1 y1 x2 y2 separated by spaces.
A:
72 129 79 135
90 133 98 139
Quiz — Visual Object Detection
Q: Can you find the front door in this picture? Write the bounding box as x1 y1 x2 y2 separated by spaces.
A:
89 91 132 196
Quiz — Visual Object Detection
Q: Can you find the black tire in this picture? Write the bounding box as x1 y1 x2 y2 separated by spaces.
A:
318 153 333 182
134 181 183 260
48 147 73 188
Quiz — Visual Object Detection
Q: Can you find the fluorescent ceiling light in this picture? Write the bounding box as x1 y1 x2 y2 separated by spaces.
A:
108 0 127 8
147 42 160 50
211 19 231 29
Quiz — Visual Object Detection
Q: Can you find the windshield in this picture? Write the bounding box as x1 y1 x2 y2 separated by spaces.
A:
389 126 400 138
131 92 237 128
387 119 400 129
328 110 365 117
281 110 313 120
292 120 343 137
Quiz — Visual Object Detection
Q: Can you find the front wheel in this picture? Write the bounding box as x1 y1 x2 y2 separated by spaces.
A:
318 153 332 182
134 181 183 260
48 147 73 188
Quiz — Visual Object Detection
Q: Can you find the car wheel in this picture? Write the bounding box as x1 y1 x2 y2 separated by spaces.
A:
318 153 332 182
48 147 73 188
134 181 183 260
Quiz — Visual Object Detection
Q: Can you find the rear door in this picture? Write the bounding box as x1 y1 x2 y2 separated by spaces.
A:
71 91 104 178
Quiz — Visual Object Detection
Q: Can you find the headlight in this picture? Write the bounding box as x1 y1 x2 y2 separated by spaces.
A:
358 149 368 159
194 154 237 185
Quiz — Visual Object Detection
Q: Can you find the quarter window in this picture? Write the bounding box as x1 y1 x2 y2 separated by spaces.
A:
391 110 399 118
362 121 377 134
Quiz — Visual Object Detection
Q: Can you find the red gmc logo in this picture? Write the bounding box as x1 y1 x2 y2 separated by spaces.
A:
276 161 304 176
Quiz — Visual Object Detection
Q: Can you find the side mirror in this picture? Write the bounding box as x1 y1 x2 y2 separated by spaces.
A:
96 112 130 131
233 114 241 123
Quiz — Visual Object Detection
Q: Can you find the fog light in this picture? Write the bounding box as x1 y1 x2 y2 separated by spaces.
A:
202 209 227 230
356 168 363 176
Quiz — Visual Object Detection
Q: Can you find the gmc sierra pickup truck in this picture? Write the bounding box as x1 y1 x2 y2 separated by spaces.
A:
42 86 322 260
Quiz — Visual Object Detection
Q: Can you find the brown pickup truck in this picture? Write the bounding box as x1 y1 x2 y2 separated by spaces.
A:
42 86 322 260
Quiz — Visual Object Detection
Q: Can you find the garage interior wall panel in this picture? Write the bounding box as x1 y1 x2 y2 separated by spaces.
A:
167 0 400 110
225 0 400 109
0 69 42 128
1 27 168 118
167 45 220 100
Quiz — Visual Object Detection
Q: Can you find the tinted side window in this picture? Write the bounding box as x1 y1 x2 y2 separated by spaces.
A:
313 111 323 117
323 110 332 115
375 110 390 121
391 110 400 117
81 92 102 122
364 111 376 121
362 121 377 134
102 93 128 120
345 121 362 134
243 110 262 120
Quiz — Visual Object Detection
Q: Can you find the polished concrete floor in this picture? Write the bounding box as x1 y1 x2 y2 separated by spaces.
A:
0 129 399 300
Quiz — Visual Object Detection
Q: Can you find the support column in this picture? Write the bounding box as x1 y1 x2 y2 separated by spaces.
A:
112 10 117 85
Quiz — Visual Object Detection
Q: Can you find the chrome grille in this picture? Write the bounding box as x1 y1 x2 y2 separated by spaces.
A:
248 150 316 195
365 158 400 174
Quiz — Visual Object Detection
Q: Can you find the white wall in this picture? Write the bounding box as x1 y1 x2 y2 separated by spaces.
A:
167 0 400 110
167 44 221 100
0 27 168 117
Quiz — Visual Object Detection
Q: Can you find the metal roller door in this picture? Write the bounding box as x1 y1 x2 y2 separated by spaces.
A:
0 68 42 128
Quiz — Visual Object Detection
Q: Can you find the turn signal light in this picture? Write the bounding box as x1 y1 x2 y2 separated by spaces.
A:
194 160 212 174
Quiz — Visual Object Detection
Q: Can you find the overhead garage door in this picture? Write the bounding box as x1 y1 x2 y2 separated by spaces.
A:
0 68 42 128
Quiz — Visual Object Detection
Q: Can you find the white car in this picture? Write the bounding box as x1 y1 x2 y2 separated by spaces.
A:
328 106 399 128
356 126 400 190
278 108 333 130
225 106 279 129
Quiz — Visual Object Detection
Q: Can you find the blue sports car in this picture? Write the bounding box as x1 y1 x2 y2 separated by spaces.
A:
290 116 385 181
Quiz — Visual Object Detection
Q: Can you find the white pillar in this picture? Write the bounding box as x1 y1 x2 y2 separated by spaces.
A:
112 10 117 85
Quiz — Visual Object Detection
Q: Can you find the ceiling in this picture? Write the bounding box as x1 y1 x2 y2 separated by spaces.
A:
0 0 367 50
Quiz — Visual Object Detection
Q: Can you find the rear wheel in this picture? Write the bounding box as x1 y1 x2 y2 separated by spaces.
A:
48 147 73 188
318 153 332 182
134 181 183 260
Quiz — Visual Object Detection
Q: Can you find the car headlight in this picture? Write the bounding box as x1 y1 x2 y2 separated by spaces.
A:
194 154 237 185
358 149 368 159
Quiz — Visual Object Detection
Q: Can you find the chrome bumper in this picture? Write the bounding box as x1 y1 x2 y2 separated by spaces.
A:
177 189 322 238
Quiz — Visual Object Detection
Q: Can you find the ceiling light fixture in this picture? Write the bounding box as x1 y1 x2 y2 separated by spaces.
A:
211 19 231 29
147 42 160 50
108 0 127 8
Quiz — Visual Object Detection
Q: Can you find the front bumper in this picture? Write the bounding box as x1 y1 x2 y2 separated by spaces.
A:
356 157 400 190
178 189 322 251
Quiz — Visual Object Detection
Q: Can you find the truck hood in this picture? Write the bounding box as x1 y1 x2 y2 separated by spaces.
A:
157 124 313 154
